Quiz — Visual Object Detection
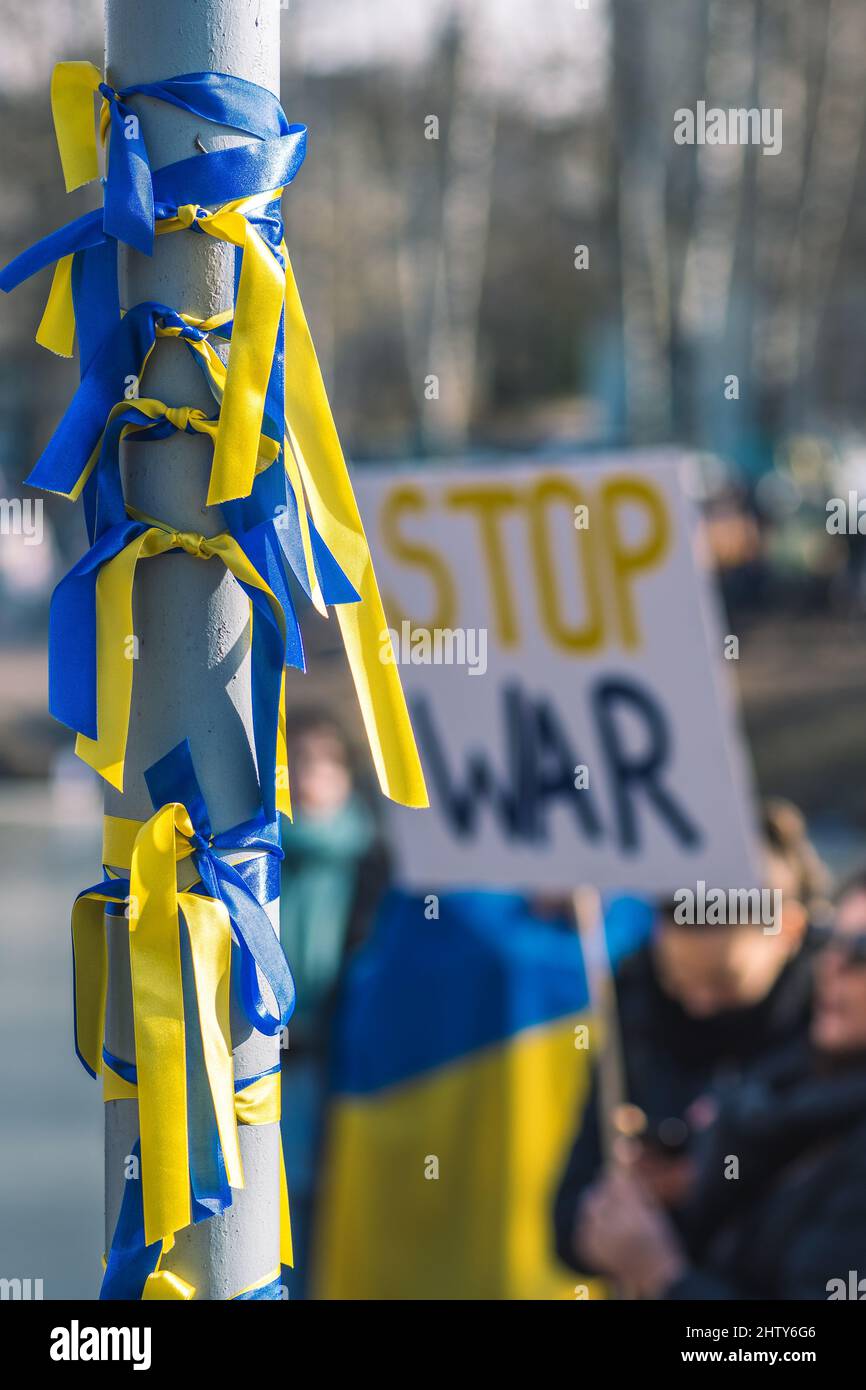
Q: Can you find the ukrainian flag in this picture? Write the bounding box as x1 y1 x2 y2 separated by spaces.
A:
313 890 651 1300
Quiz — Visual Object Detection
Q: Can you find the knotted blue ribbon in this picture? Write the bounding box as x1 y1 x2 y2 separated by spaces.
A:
76 738 294 1298
24 301 216 496
96 70 295 255
0 129 305 304
0 132 305 395
49 511 304 820
143 738 294 1036
84 399 360 614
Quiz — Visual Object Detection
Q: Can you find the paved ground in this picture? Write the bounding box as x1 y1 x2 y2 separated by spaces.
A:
0 784 102 1300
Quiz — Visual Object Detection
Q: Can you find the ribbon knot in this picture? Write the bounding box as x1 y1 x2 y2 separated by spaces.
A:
140 739 294 1042
71 739 295 1284
163 405 196 431
50 62 298 256
174 204 203 231
187 829 213 855
154 312 210 344
171 529 211 559
122 739 293 1243
51 509 299 814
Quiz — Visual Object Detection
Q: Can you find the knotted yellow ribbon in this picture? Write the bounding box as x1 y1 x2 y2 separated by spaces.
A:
134 318 330 600
66 396 281 512
37 187 286 508
173 321 326 618
156 192 286 505
73 808 242 1248
75 517 291 815
45 63 427 807
130 805 244 1245
75 813 292 1263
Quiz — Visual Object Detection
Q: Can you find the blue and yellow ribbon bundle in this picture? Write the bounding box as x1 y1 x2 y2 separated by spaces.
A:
76 738 294 1300
3 62 427 1299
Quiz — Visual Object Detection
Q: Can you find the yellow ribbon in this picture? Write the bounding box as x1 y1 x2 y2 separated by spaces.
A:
36 253 76 355
77 809 293 1259
46 62 427 808
141 1262 284 1301
74 516 291 816
50 61 104 192
156 192 286 506
71 818 266 1085
37 184 286 508
71 890 111 1081
65 396 280 508
142 1270 196 1301
279 241 428 808
74 808 239 1248
102 1066 292 1297
130 807 243 1245
174 327 325 618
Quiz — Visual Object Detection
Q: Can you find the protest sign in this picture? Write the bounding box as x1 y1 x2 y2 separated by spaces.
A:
355 454 760 893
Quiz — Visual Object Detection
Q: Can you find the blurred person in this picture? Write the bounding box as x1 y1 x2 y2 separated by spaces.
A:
703 482 766 618
573 868 866 1299
554 800 828 1272
279 710 390 1297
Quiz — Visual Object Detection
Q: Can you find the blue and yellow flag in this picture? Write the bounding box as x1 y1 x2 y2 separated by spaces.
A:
314 891 651 1300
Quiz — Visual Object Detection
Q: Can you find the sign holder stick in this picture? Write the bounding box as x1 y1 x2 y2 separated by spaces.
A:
571 887 629 1166
573 886 641 1299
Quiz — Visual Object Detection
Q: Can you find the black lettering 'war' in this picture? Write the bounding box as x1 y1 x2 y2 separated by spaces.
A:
411 675 702 854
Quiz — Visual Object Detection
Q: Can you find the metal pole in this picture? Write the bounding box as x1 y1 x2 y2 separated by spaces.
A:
103 0 283 1298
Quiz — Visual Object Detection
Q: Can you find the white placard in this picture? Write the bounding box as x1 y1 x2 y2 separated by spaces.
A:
355 453 760 894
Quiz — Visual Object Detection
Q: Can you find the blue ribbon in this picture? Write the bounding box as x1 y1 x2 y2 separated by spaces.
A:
86 400 360 610
82 750 291 1301
26 302 192 495
0 129 306 297
96 738 294 1300
144 738 295 1036
97 71 294 255
101 1062 285 1304
48 513 305 821
0 126 306 372
100 1141 163 1300
233 1276 282 1301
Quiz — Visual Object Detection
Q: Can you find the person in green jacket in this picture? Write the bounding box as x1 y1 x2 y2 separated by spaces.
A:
279 709 390 1297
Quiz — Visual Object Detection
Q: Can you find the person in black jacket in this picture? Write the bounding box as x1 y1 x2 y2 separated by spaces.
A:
571 869 866 1299
554 801 828 1278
